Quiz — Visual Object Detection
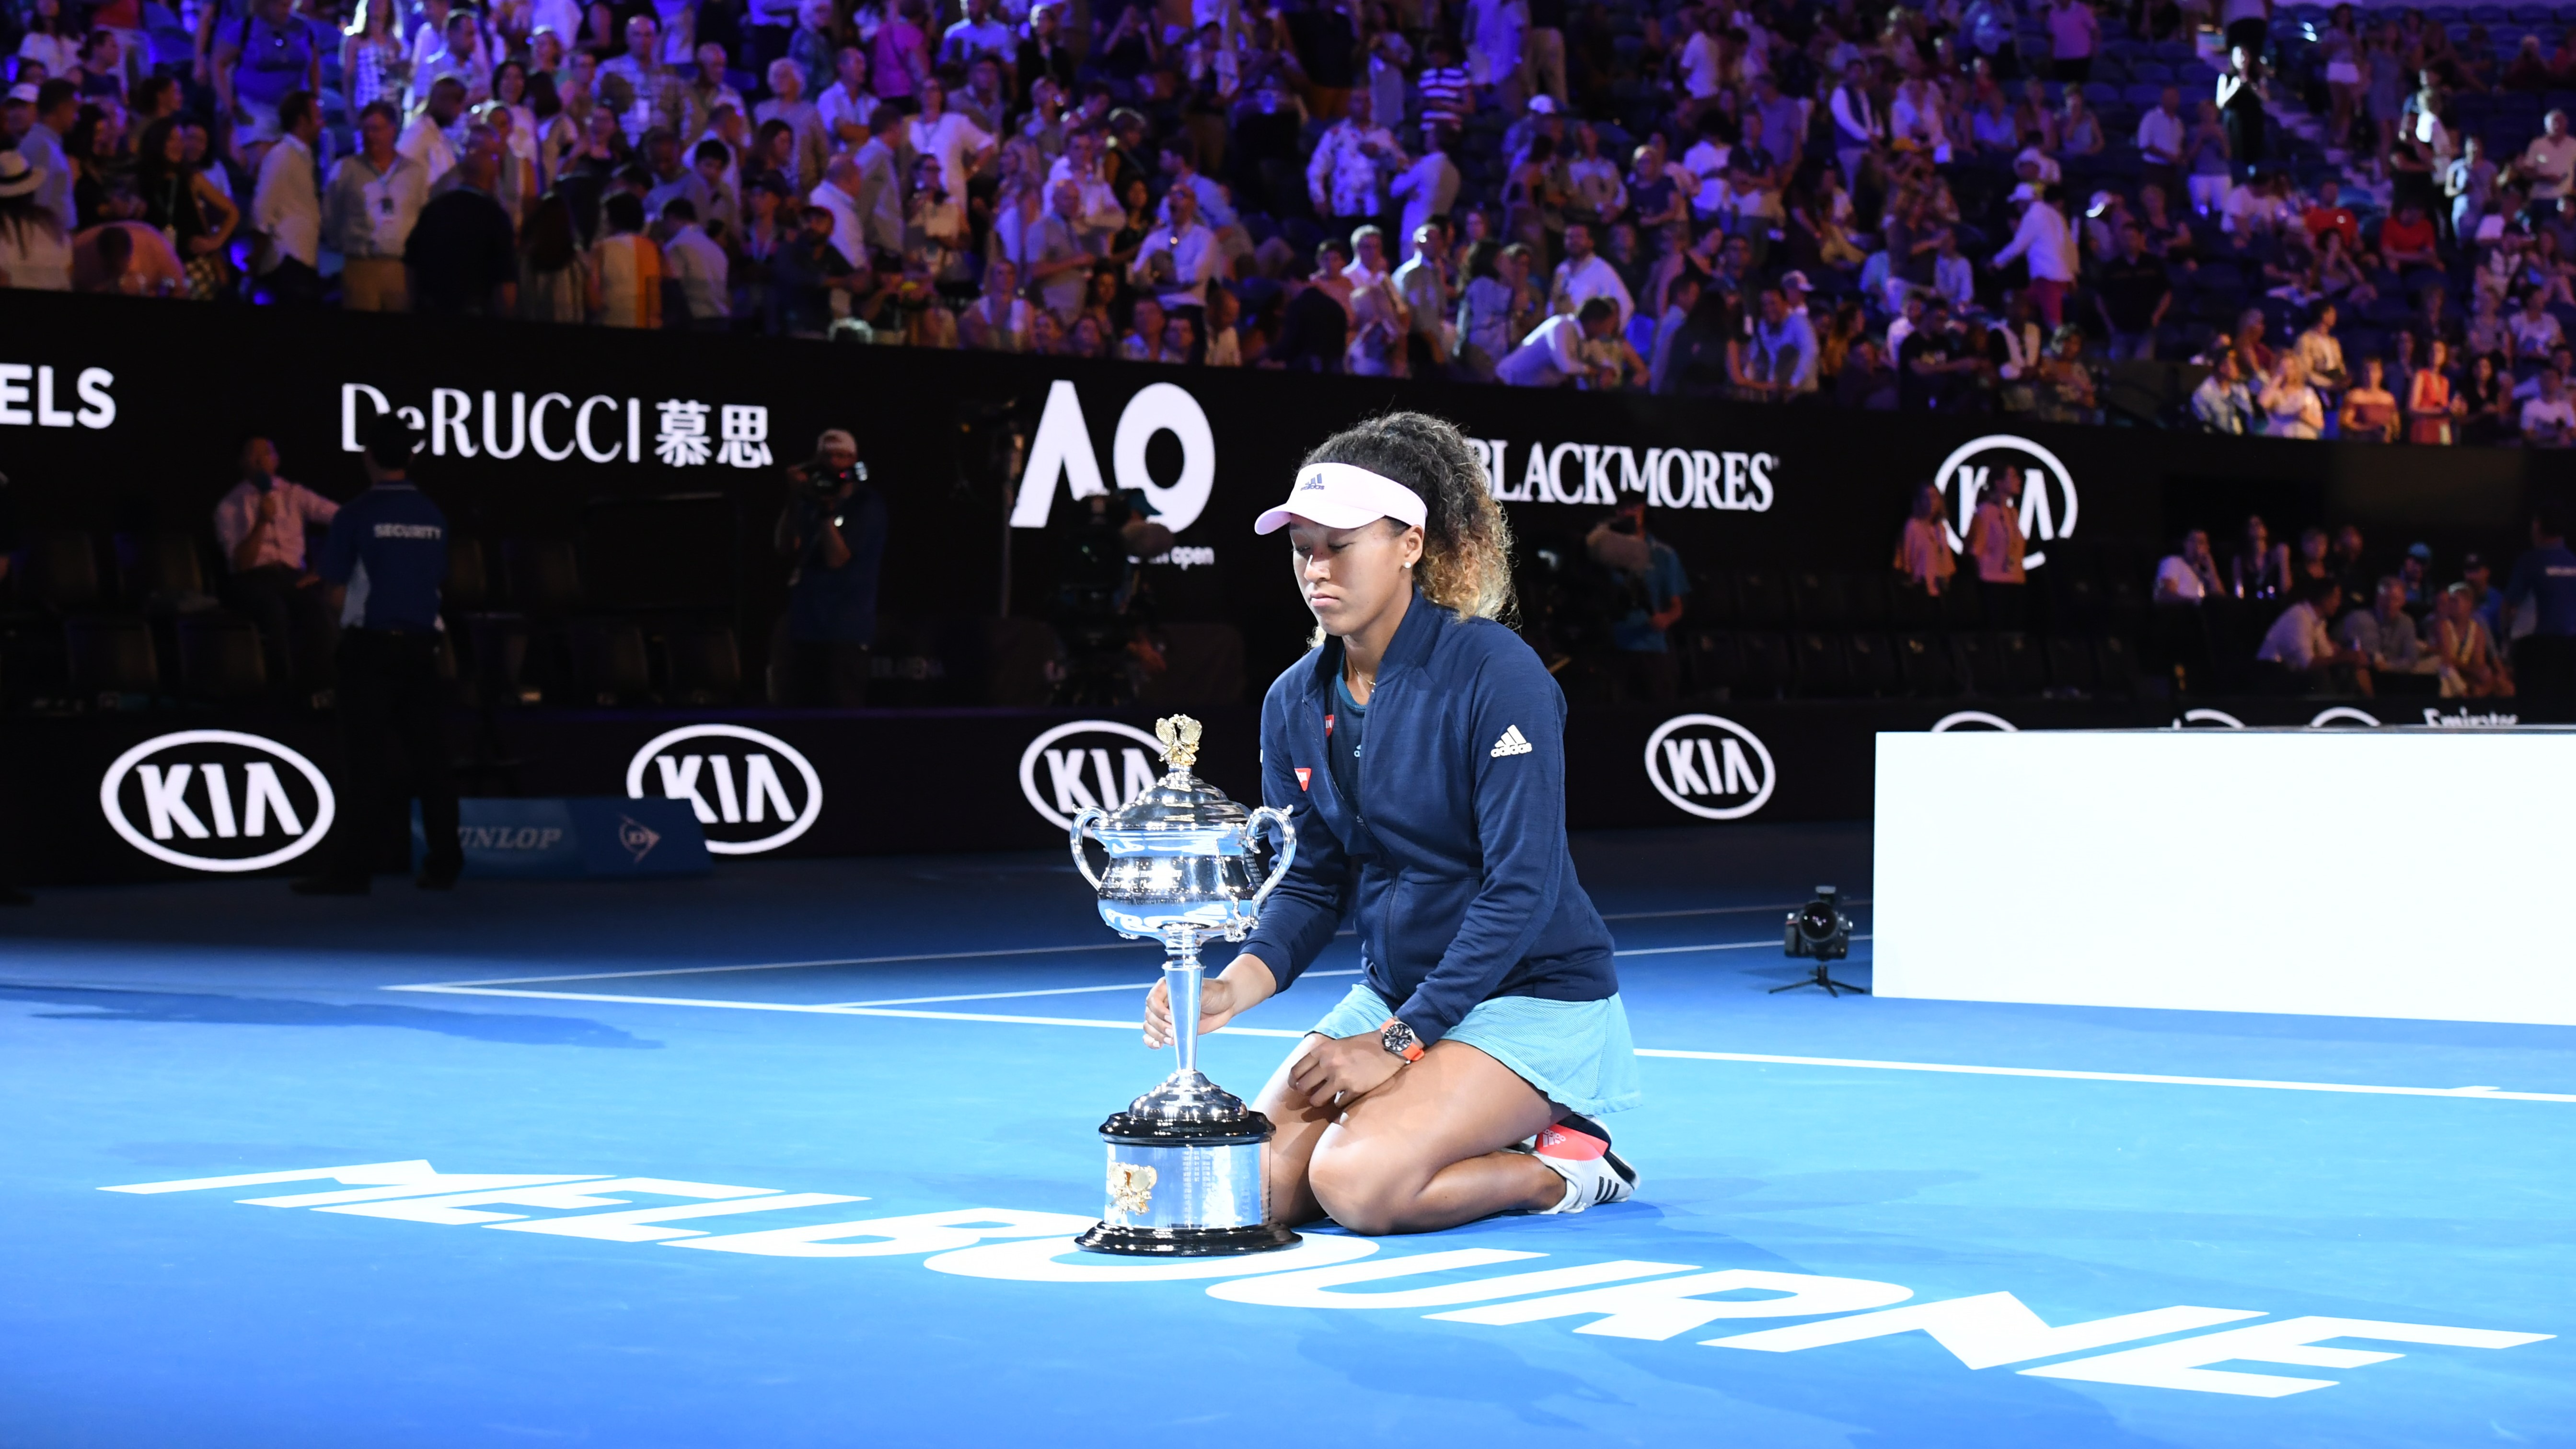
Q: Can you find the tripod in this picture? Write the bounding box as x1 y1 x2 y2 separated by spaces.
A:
1771 954 1868 997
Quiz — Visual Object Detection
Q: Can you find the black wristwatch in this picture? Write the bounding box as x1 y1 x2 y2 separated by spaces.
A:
1379 1017 1424 1063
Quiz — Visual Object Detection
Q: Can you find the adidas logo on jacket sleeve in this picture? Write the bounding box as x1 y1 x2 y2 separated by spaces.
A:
1490 725 1534 758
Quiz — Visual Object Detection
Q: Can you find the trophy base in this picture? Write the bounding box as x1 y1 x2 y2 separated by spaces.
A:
1075 1220 1302 1256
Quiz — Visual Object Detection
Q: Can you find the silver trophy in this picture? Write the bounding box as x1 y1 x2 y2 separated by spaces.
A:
1066 715 1302 1255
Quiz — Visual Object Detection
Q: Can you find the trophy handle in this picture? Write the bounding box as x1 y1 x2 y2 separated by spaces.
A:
1068 805 1109 891
1247 806 1297 912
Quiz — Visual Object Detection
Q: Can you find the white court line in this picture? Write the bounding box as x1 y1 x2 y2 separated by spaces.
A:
1599 899 1870 921
415 941 1160 989
823 969 1362 1008
378 982 2576 1104
1616 936 1871 957
1632 1048 2576 1104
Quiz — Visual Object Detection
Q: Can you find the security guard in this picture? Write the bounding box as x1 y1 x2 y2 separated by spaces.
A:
294 414 464 895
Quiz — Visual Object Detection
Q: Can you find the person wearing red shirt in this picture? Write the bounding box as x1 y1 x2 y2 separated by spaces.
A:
2303 177 2361 251
2378 203 2441 269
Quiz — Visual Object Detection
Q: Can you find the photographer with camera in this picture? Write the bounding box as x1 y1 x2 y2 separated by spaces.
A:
772 428 888 707
1583 497 1688 705
1050 487 1174 706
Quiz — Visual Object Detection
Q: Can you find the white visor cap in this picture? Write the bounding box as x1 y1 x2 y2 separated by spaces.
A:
1253 462 1430 535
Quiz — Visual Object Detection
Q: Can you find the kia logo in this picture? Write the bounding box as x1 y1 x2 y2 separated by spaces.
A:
624 724 821 854
1930 710 2017 732
1019 720 1167 829
1642 714 1776 820
99 729 335 872
1932 433 2078 570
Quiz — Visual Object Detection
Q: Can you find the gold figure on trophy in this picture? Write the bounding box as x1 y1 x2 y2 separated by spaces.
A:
1108 1162 1157 1216
1155 715 1202 772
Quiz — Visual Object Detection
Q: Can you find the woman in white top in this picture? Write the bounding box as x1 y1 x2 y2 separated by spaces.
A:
2259 353 2325 438
0 154 73 292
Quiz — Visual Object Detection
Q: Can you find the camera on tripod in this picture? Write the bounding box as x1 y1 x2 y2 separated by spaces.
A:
1776 885 1864 997
1784 885 1851 961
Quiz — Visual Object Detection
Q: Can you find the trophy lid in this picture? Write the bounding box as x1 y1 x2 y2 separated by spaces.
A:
1101 715 1251 838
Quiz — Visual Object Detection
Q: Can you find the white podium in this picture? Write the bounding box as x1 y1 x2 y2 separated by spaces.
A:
1873 729 2576 1025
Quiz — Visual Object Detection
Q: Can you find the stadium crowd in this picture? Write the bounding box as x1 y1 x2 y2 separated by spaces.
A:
9 0 2576 430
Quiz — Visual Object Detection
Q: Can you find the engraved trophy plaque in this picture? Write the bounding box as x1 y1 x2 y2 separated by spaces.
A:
1066 715 1302 1254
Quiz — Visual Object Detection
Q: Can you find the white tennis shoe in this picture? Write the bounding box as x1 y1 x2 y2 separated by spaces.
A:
1516 1114 1639 1213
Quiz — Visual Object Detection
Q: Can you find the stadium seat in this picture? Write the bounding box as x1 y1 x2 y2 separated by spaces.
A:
19 530 103 610
568 621 651 705
1950 632 2001 694
1789 570 1848 625
121 531 210 606
1843 632 1902 695
1733 630 1793 698
1732 568 1790 628
664 625 742 705
1993 631 2049 695
503 539 583 616
1840 571 1891 628
2045 635 2100 693
66 616 159 701
1895 632 1958 696
1791 630 1852 696
174 612 266 702
444 535 491 611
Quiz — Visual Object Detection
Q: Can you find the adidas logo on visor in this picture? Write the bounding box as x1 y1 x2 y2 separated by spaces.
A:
1490 726 1533 758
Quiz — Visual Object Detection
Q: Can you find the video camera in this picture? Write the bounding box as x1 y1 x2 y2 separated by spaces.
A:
789 455 868 503
1773 884 1864 997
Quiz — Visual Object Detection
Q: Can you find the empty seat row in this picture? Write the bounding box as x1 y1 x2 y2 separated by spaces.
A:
1686 630 2142 700
43 613 743 710
1690 559 2148 633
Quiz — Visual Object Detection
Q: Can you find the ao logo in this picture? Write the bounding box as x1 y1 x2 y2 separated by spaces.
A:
99 730 335 872
1020 720 1167 830
1932 434 2078 570
624 724 821 855
1643 715 1776 820
1007 381 1216 534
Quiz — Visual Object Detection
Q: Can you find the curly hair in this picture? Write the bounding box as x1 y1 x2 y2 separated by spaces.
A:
1299 411 1516 627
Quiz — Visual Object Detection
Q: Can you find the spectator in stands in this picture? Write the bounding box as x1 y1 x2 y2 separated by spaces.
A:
661 197 729 325
2260 354 2325 438
590 191 663 326
1989 184 2076 327
405 129 517 315
1964 467 2028 628
323 101 426 311
212 437 338 700
1497 295 1618 386
0 150 70 291
2336 575 2435 679
2232 514 2290 599
1894 482 1956 598
2256 576 2371 696
2095 220 2170 360
2155 529 2225 603
2295 304 2348 391
2504 505 2576 695
2192 348 2259 434
2432 582 2515 698
2520 109 2576 208
2340 356 2401 441
2524 369 2576 446
2407 338 2462 443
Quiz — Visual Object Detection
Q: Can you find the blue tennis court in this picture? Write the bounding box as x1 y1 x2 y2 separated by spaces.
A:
2 822 2567 1448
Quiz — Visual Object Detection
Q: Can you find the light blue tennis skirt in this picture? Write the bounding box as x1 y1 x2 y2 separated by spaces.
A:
1310 983 1643 1118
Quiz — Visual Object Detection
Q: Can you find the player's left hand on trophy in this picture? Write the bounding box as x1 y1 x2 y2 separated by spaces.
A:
1144 972 1237 1047
1286 1032 1403 1106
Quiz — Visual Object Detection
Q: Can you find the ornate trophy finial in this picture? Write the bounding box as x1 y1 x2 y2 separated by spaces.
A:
1155 715 1203 773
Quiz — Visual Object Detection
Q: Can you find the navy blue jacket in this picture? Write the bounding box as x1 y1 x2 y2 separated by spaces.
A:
315 482 447 634
1239 592 1618 1046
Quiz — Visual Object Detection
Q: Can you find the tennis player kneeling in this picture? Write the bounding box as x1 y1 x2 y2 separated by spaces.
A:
1143 412 1641 1236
